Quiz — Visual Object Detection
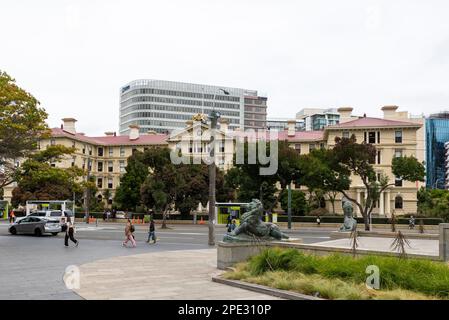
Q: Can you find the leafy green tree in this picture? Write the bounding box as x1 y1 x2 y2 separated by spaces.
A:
227 140 301 212
280 189 308 216
114 151 148 211
417 187 449 221
320 135 425 230
0 71 49 189
11 145 83 206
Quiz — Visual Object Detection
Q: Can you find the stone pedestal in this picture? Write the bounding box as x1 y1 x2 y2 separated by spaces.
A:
439 223 449 261
217 239 302 270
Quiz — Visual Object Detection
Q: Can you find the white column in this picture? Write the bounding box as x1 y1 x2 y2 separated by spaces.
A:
379 191 384 216
386 191 391 217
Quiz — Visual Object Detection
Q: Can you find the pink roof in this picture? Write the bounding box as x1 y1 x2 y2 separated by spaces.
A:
327 117 421 129
51 128 168 146
229 130 324 142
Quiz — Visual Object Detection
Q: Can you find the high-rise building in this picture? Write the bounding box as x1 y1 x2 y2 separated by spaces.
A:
426 112 449 189
296 108 340 131
119 79 267 134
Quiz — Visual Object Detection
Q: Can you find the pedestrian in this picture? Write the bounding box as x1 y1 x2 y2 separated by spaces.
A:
106 210 111 222
316 215 321 226
122 218 136 247
409 216 415 229
226 214 232 228
9 210 15 224
103 210 106 221
64 219 79 247
227 219 237 233
146 218 157 244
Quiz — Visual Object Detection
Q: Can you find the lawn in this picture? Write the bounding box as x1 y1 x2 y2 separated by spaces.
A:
223 248 449 300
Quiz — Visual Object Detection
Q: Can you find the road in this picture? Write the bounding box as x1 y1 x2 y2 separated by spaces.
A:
0 221 332 299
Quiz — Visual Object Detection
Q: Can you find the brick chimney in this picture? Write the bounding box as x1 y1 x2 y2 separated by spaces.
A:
287 120 296 137
382 105 399 119
62 118 77 134
220 118 229 132
128 125 140 140
337 107 353 123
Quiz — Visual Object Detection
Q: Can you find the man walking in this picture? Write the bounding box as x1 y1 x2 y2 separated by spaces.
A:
146 218 156 244
64 219 79 247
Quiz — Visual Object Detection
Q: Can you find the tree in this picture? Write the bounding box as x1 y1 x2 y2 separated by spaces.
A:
298 148 350 215
114 151 148 211
140 147 231 227
226 140 301 212
11 145 84 206
0 71 49 189
280 189 308 215
331 135 425 230
417 187 449 222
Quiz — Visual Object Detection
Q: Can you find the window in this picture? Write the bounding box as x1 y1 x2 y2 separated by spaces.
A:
132 148 137 154
395 196 403 209
88 147 92 156
108 161 113 172
219 141 225 153
309 144 316 151
395 130 402 143
119 160 126 173
189 143 193 153
71 156 76 167
368 132 376 144
109 148 113 157
294 144 301 154
377 132 381 144
342 131 350 139
51 163 56 167
72 141 76 148
377 150 381 164
108 178 113 189
395 176 403 187
394 149 403 158
51 139 56 146
98 147 104 157
82 145 86 154
320 143 325 150
82 159 86 170
97 178 103 188
98 162 103 172
120 147 125 157
364 132 367 143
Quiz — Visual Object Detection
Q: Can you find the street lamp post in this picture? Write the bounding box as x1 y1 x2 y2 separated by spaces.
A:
207 88 228 246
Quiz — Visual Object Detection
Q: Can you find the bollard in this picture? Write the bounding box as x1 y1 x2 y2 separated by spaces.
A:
439 223 449 261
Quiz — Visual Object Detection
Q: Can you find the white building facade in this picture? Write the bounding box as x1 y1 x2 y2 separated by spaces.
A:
119 79 267 134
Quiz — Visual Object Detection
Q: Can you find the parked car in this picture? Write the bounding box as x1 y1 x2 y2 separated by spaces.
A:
8 216 62 236
116 211 126 219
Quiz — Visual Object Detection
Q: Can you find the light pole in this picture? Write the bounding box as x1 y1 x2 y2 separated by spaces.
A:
207 88 228 246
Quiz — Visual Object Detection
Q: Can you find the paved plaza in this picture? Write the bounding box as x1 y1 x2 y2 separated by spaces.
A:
310 237 439 257
0 221 330 299
74 249 279 300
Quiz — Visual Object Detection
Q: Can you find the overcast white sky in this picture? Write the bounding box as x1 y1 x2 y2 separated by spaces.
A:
1 0 449 135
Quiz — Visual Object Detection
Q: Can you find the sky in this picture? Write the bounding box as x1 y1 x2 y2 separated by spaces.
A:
1 0 449 136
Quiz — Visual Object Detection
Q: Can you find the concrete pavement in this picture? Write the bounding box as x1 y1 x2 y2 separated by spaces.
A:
74 249 280 300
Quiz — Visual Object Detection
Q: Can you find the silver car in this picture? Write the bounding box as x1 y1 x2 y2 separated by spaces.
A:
8 216 62 236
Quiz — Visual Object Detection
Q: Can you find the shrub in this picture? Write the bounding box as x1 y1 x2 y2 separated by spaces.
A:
247 248 449 298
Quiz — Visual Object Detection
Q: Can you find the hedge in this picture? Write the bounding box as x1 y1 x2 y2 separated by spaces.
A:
276 215 443 225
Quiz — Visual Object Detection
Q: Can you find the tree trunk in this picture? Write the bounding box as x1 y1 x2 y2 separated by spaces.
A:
331 200 335 215
364 212 370 231
161 209 168 229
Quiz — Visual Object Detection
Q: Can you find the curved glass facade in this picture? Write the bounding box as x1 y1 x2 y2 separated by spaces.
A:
425 118 449 189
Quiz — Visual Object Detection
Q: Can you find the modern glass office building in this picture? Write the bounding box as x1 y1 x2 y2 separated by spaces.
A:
425 113 449 189
119 80 267 134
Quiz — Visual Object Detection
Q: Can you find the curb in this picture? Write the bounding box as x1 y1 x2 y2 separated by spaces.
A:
211 276 324 300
